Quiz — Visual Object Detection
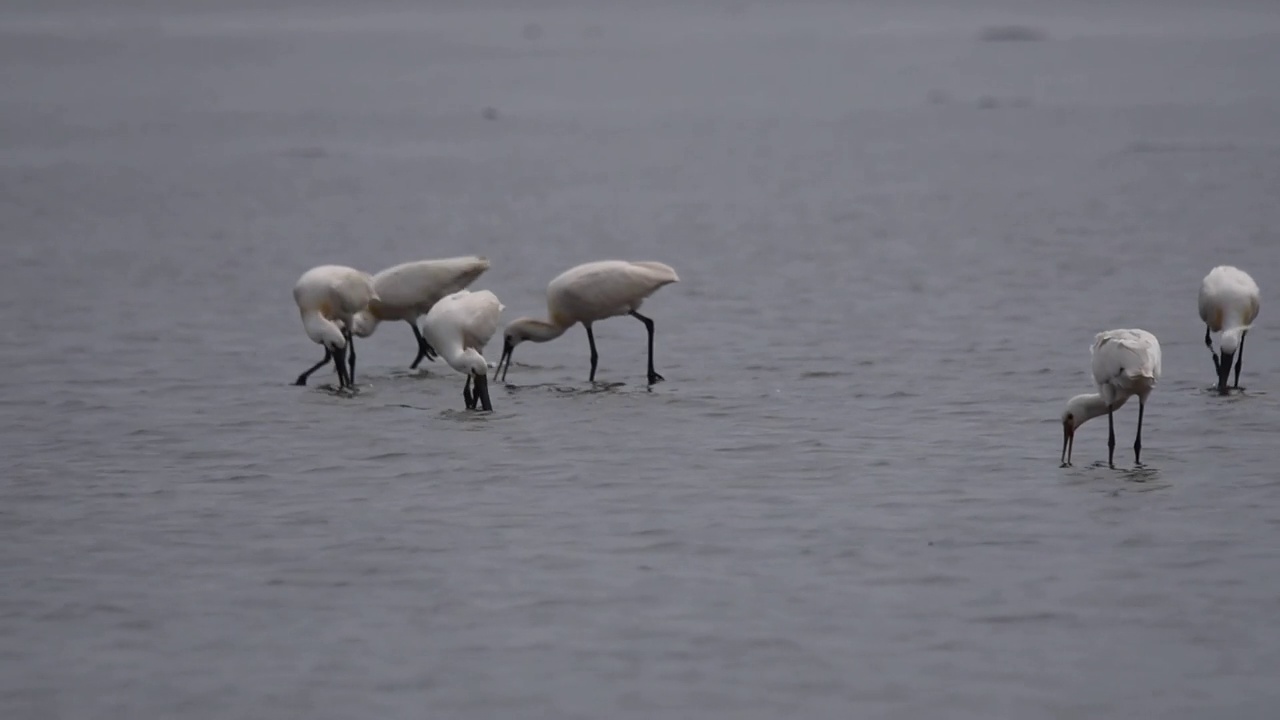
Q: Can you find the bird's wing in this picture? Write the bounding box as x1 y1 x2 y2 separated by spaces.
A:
372 257 490 310
550 261 679 322
1201 266 1262 329
1244 293 1261 325
1092 329 1161 384
1198 279 1221 327
330 268 377 316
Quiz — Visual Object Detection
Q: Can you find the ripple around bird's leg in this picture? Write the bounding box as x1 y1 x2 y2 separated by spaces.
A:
503 381 635 396
389 369 437 380
304 382 358 397
1201 386 1262 398
1117 466 1162 484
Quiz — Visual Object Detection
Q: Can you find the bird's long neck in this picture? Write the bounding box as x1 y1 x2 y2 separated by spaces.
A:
1220 326 1247 351
441 345 486 376
301 310 345 348
522 318 569 344
1072 393 1119 426
350 309 378 338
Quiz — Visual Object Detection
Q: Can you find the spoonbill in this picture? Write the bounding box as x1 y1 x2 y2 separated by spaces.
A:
292 265 378 389
495 260 679 385
421 289 503 411
1060 328 1161 468
350 256 491 369
1199 265 1260 394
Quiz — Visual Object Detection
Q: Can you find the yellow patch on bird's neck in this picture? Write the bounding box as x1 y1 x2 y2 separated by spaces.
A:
1211 307 1224 332
317 300 334 318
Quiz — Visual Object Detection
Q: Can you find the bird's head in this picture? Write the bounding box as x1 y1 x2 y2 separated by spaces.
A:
302 313 348 353
1220 327 1245 355
496 318 534 382
459 348 488 378
349 310 378 339
1061 395 1092 433
502 319 538 348
324 322 348 356
1060 394 1096 466
1061 406 1076 455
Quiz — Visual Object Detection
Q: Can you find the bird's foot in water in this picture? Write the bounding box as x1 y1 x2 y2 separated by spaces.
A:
647 371 665 385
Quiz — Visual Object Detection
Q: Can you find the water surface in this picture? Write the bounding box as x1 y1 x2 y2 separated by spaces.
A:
4 1 1280 718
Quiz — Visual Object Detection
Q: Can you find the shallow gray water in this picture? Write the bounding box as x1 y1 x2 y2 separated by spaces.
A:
4 1 1280 718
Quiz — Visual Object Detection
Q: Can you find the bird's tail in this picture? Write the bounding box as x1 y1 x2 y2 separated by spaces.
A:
632 261 680 283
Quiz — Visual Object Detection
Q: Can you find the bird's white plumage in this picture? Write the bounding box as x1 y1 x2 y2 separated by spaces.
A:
293 265 377 349
1090 328 1162 408
544 260 680 326
351 256 490 337
422 289 504 376
1060 328 1161 467
1199 265 1260 353
498 259 679 383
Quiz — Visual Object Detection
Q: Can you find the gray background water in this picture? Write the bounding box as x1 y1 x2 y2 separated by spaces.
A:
4 1 1280 718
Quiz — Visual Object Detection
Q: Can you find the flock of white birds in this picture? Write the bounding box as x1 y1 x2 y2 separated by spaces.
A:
1060 265 1261 469
292 258 1259 468
291 258 680 411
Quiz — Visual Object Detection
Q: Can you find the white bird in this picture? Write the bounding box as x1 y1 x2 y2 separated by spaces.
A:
1061 329 1162 468
292 265 378 389
495 260 679 385
1199 265 1260 394
349 256 491 369
421 289 504 411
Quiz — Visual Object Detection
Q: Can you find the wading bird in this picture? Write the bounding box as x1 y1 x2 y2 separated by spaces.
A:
1061 329 1161 468
350 256 491 369
421 289 503 411
495 260 679 385
1199 265 1260 394
293 265 378 389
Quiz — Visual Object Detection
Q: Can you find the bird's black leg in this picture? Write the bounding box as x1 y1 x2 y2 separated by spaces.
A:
474 373 493 412
408 321 437 369
1233 330 1246 388
1107 405 1116 469
585 323 599 382
343 328 356 386
1206 325 1220 375
1134 399 1145 466
630 310 663 384
295 349 332 386
332 346 351 389
463 374 475 409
